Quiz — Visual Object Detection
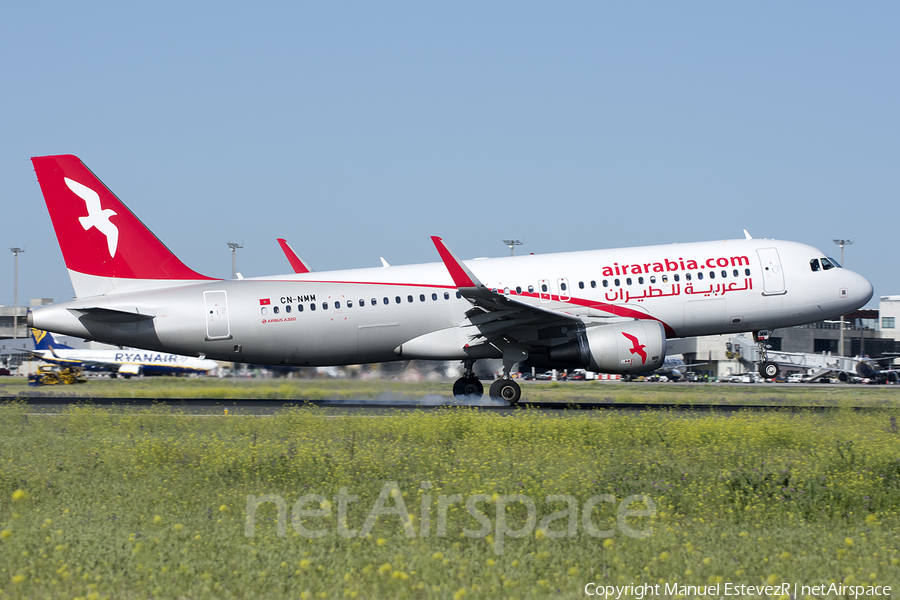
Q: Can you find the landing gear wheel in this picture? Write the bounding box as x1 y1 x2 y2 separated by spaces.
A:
453 377 483 399
489 379 521 406
760 361 779 379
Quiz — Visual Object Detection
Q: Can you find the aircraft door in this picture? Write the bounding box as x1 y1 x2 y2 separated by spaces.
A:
756 248 786 295
557 278 570 301
204 290 231 340
539 279 551 303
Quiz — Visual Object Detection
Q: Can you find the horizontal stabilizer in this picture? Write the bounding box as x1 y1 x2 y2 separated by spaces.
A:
68 307 156 323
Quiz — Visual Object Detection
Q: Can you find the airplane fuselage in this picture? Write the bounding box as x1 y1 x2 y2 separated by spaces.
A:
30 238 870 367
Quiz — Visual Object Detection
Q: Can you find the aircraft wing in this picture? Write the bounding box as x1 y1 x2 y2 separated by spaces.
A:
430 237 639 351
431 236 583 323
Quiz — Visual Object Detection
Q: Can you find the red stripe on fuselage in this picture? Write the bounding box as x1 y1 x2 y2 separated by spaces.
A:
250 277 675 337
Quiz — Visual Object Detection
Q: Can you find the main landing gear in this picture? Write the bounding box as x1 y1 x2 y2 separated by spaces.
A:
755 330 779 379
452 359 523 406
452 360 483 399
489 378 521 405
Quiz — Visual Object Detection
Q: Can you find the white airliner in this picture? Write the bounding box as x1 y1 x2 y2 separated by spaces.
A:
29 328 219 377
28 155 873 404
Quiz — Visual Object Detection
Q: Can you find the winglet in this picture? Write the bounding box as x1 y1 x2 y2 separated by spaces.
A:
743 229 753 240
431 236 483 289
276 238 313 273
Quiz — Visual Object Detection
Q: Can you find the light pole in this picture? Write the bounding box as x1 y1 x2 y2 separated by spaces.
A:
9 248 23 339
227 242 243 279
503 240 522 256
833 239 853 356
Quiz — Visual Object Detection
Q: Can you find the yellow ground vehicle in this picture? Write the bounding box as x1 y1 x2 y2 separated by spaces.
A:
28 365 87 386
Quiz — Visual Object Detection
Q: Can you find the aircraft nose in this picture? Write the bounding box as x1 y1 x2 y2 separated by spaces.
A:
857 272 874 305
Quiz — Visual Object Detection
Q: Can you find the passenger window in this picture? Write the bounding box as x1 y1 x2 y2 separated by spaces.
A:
261 307 267 315
685 273 692 281
649 276 656 284
578 281 584 289
626 278 632 285
697 272 703 280
662 275 668 283
527 285 534 294
560 282 567 291
674 274 680 282
395 296 401 304
709 271 715 279
541 283 548 293
444 292 450 300
721 270 727 278
614 279 620 286
273 306 280 314
310 304 316 311
298 305 304 312
323 302 328 310
285 305 291 313
347 300 353 308
334 301 340 309
733 269 739 277
590 281 596 288
515 286 522 294
456 292 461 299
432 293 438 301
359 299 365 307
638 277 644 284
504 287 510 295
383 297 389 305
744 268 751 276
603 280 608 287
407 295 413 303
810 259 820 272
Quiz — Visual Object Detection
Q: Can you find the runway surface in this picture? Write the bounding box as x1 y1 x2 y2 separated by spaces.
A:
4 395 894 415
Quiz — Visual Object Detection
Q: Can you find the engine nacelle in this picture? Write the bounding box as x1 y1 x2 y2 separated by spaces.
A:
548 321 667 374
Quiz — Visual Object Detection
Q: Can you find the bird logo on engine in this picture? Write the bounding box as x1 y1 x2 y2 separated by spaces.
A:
622 332 647 365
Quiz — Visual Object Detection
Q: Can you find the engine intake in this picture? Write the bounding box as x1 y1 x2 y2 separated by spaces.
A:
548 321 666 374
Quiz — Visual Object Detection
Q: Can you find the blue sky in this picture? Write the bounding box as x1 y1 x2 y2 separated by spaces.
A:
1 2 897 309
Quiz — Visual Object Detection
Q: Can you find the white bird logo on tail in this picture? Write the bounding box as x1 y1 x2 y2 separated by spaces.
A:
64 177 119 258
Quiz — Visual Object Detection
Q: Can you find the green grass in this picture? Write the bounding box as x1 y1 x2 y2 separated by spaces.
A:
1 402 899 598
2 375 900 407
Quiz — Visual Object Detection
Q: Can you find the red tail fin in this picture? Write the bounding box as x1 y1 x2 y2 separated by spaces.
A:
32 155 213 290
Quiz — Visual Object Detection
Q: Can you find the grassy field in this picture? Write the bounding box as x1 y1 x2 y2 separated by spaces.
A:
1 399 899 599
2 375 900 407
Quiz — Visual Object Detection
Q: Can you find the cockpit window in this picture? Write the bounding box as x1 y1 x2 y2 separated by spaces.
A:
825 256 841 268
810 259 820 272
821 257 836 270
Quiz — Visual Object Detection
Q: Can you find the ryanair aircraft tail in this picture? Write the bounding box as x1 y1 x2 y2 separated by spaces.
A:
30 328 73 351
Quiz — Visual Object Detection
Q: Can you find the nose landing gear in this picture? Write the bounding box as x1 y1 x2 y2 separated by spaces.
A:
755 330 779 379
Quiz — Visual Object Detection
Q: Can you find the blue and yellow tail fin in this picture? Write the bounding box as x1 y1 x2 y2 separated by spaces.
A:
31 328 73 350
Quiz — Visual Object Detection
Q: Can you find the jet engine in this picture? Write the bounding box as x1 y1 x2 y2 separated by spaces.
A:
547 321 667 374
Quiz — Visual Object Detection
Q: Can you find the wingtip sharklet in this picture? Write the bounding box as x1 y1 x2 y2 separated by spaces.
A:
431 236 481 289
